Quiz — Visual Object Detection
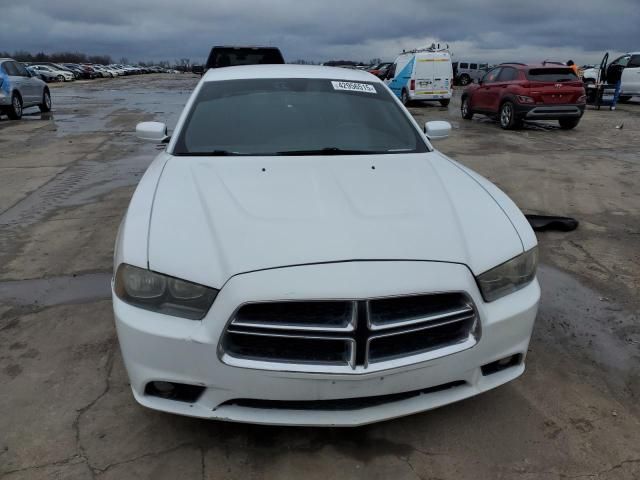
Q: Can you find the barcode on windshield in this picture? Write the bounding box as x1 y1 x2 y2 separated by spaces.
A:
331 81 377 94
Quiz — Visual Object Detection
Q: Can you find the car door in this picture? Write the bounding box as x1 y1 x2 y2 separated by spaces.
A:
2 61 26 101
621 54 640 95
473 67 501 111
489 66 518 111
606 55 629 84
13 62 38 104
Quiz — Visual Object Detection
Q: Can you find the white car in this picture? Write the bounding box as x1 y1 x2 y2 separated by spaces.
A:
582 53 640 102
107 65 126 76
30 65 74 82
112 65 540 426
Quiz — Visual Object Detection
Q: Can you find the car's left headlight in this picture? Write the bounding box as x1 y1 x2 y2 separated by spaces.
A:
114 263 218 320
476 248 538 302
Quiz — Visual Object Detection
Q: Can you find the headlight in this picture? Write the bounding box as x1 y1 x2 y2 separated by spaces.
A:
114 264 218 320
476 248 538 302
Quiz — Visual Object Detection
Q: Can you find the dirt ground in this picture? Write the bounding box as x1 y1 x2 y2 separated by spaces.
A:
1 75 639 479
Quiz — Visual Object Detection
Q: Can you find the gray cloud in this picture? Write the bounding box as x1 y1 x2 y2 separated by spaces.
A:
0 0 638 64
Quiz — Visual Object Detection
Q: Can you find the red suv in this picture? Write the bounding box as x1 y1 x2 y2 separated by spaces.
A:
461 63 586 129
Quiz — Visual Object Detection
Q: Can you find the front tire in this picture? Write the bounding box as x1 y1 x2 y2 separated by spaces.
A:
39 90 52 113
439 99 450 107
461 97 473 119
7 93 23 120
459 74 471 86
57 75 64 82
499 101 520 129
559 118 580 129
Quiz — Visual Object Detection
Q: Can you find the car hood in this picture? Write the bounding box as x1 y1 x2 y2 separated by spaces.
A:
147 152 524 287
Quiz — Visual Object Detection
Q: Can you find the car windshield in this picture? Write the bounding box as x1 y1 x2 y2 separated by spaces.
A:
207 48 284 69
173 78 429 156
526 68 578 82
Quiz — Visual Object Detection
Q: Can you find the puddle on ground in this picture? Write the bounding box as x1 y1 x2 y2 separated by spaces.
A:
51 85 191 136
0 272 111 307
536 264 640 381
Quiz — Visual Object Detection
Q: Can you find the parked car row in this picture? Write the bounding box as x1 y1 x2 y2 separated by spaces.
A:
21 62 176 83
1 56 178 120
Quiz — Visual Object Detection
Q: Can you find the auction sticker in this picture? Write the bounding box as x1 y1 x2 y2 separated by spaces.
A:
331 81 377 93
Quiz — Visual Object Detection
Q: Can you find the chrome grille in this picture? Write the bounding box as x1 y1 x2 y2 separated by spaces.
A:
221 293 478 372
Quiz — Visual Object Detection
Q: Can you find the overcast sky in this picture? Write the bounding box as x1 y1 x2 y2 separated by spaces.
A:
1 0 638 65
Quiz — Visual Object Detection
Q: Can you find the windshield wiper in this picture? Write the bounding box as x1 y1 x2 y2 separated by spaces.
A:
183 150 245 156
277 147 385 156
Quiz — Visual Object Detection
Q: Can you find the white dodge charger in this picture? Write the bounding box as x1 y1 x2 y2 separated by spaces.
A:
112 65 539 426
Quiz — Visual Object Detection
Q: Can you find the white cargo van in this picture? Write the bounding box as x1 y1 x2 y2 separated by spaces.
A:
385 48 454 106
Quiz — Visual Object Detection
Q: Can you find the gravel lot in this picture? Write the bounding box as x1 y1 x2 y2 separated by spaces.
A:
1 74 639 479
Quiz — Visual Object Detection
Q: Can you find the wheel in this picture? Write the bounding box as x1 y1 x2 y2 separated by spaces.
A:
461 97 474 119
439 99 450 107
499 101 521 129
39 90 52 113
57 75 64 82
459 74 471 86
7 93 23 120
618 96 632 103
559 118 580 129
401 89 410 106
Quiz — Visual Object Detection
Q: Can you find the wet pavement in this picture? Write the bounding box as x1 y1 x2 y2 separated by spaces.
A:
1 75 640 479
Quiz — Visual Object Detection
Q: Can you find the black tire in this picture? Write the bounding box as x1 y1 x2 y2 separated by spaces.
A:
618 96 632 104
57 75 64 82
439 99 450 107
499 101 520 129
459 74 471 86
559 118 580 130
39 89 52 113
7 93 23 120
401 89 410 106
461 97 473 119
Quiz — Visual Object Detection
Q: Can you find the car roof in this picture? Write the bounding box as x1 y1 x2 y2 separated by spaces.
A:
499 63 573 70
202 64 380 82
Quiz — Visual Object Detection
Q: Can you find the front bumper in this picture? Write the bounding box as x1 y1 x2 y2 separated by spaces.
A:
113 261 539 426
410 91 452 101
0 91 10 106
514 103 585 120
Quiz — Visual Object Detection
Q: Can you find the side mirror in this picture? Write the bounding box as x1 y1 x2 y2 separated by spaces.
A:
136 122 169 142
424 121 451 140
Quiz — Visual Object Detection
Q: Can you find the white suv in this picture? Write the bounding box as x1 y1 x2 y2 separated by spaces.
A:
455 61 489 85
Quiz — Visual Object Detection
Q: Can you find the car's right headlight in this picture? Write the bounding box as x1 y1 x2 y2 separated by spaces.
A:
114 264 218 320
476 248 538 302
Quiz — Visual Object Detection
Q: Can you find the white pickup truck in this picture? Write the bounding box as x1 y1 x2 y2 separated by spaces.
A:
582 52 640 102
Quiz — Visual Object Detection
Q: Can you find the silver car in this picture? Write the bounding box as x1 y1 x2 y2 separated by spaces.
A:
0 58 52 120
